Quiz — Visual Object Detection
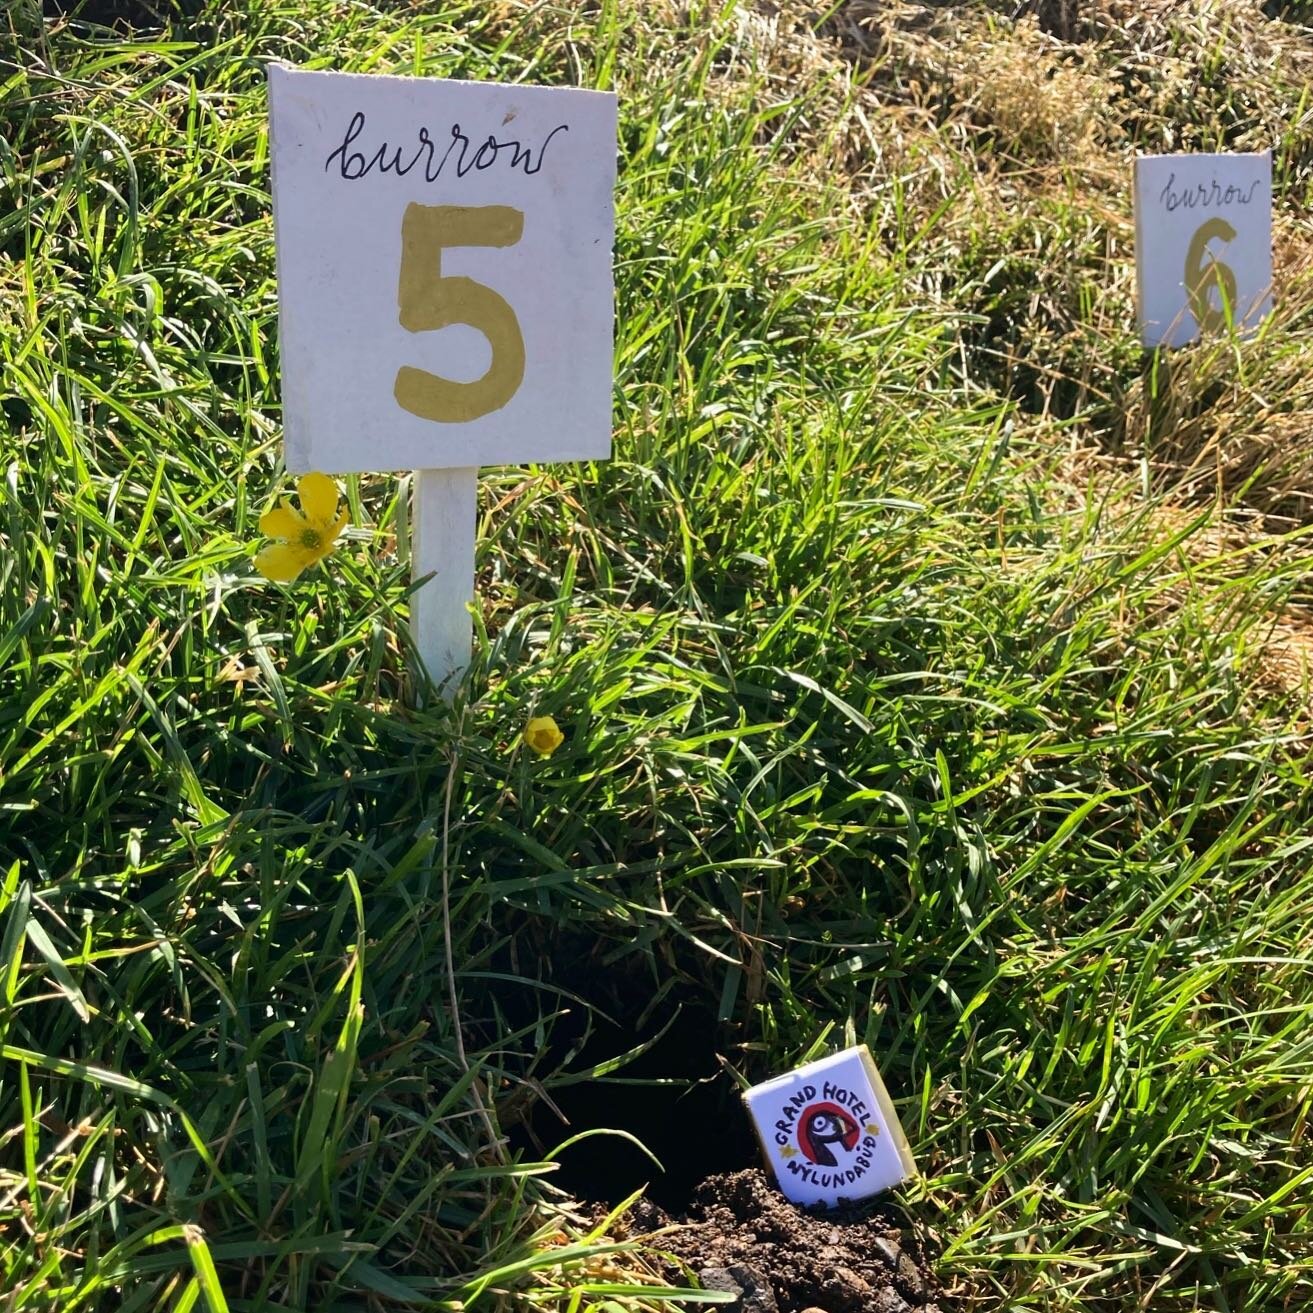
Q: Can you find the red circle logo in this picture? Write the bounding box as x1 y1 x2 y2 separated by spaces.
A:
796 1101 861 1166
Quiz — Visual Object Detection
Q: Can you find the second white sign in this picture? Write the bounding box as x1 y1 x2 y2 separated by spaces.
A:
1134 151 1272 349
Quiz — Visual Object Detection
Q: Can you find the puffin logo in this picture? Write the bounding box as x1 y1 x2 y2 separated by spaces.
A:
797 1102 861 1166
772 1080 883 1190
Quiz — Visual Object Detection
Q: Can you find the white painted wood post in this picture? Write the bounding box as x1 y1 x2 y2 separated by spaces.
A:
411 466 478 695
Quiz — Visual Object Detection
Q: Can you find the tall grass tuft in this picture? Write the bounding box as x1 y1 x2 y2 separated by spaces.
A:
2 2 1311 1310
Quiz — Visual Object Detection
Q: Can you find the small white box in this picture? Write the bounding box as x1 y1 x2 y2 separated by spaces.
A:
743 1045 917 1207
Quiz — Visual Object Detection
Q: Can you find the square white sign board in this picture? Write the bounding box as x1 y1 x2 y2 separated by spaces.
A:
1134 152 1272 348
269 65 616 474
744 1045 917 1208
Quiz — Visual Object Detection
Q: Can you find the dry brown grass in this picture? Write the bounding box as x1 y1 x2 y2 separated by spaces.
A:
812 0 1313 521
1040 442 1313 709
1040 466 1313 710
965 17 1114 160
829 4 1121 162
527 2 1313 524
1258 609 1313 699
1113 238 1313 522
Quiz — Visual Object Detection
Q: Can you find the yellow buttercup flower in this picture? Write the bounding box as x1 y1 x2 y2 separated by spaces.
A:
255 472 349 582
525 716 564 757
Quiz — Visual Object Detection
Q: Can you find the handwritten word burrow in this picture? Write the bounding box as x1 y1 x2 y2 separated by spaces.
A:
324 111 569 183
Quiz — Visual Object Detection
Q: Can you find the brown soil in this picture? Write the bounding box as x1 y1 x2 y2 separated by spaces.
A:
614 1169 947 1313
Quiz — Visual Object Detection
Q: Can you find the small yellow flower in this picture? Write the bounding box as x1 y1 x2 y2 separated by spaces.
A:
254 472 349 583
524 716 564 757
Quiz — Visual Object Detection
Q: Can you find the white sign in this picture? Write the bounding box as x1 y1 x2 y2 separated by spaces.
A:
744 1045 917 1208
267 66 616 690
269 65 616 473
1134 152 1272 348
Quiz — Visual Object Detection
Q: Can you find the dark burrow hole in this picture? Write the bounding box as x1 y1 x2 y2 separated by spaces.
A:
499 962 759 1209
42 0 199 23
494 962 952 1311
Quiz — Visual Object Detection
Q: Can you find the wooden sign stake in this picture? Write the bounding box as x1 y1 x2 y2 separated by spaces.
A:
411 466 477 695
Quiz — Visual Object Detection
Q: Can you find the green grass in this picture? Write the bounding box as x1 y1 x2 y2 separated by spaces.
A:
2 0 1313 1310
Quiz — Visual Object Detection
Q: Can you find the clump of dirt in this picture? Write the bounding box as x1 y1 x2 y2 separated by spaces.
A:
615 1169 947 1313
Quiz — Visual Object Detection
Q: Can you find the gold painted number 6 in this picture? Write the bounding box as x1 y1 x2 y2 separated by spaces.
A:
394 203 526 423
1185 217 1238 336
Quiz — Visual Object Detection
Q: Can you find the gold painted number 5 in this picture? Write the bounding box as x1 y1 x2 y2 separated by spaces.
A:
394 203 526 423
1185 217 1238 336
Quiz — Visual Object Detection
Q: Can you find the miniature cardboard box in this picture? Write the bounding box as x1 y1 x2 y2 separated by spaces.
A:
744 1045 917 1208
